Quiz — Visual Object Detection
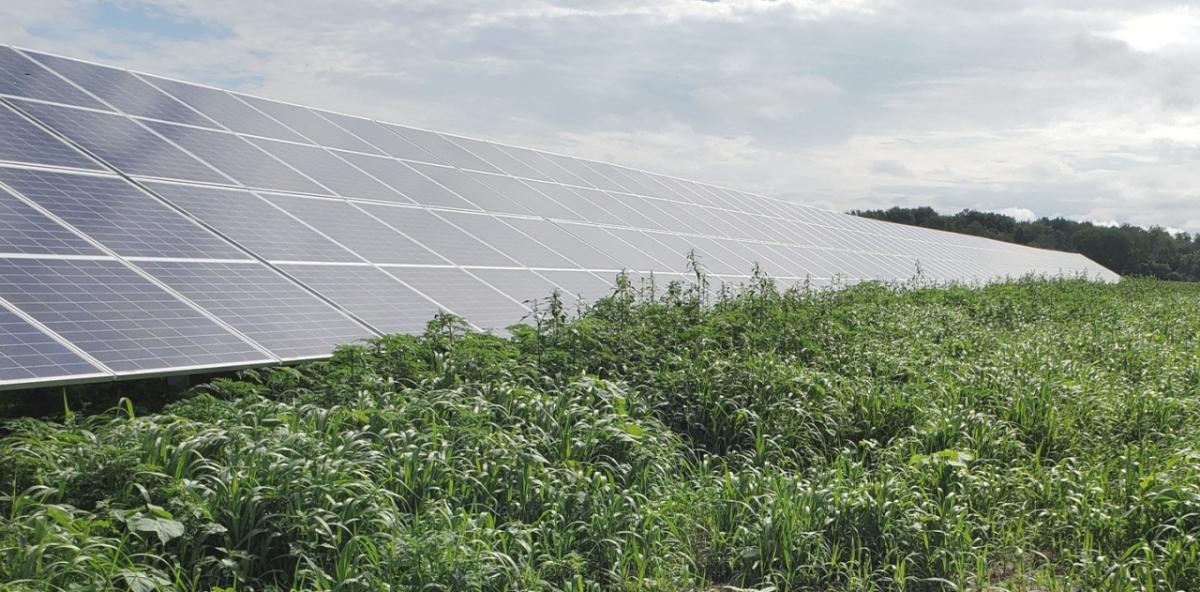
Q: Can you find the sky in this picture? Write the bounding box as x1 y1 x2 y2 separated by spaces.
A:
2 0 1198 233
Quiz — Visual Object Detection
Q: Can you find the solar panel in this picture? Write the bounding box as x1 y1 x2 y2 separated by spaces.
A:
0 102 103 170
0 185 104 256
0 46 1120 388
432 211 578 269
393 163 530 214
143 181 359 262
13 101 228 183
498 217 623 270
465 268 565 310
446 136 552 181
359 205 518 267
477 174 591 220
319 113 445 163
136 260 371 359
537 270 614 303
31 53 215 127
143 121 325 194
0 168 247 259
557 223 670 272
350 159 479 210
141 75 307 141
0 257 269 373
236 96 381 154
0 305 105 385
277 264 443 335
261 194 446 265
383 267 528 331
0 47 104 108
385 126 502 173
247 138 404 201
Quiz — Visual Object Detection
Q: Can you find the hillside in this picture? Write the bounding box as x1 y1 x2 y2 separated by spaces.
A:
2 277 1199 591
854 206 1200 282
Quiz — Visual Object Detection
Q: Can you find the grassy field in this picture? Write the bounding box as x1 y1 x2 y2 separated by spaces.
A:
2 276 1199 591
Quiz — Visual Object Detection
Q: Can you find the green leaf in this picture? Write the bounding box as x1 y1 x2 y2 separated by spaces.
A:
129 516 185 545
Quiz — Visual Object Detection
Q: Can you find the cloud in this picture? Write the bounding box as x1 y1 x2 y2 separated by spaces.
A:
989 207 1038 221
868 159 914 177
1105 7 1200 52
692 75 844 120
2 0 1198 233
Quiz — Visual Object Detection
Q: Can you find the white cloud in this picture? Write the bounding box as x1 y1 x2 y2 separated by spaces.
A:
989 207 1038 221
2 0 1198 233
692 75 844 120
1106 7 1200 52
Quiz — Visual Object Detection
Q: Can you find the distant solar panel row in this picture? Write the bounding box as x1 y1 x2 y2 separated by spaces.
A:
0 45 1118 389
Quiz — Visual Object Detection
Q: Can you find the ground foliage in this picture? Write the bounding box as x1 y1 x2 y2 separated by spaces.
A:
2 276 1200 591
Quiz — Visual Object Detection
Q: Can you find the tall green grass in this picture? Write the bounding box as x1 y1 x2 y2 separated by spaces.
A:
2 277 1199 591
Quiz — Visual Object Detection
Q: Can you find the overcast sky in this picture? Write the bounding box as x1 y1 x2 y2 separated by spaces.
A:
3 1 1197 233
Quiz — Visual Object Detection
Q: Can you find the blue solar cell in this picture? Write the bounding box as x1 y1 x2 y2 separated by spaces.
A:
144 121 326 194
30 52 215 127
0 186 103 256
136 260 371 360
248 139 404 201
0 257 268 373
0 103 102 170
261 194 446 265
143 181 359 263
141 75 307 141
237 96 380 154
0 168 246 259
278 264 443 335
0 305 104 384
13 100 228 184
0 47 104 108
382 267 527 331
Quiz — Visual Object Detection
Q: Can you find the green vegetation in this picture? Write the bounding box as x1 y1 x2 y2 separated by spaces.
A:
3 276 1200 591
853 206 1200 282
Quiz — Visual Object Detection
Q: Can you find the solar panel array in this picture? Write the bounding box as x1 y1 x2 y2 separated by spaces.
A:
0 45 1118 389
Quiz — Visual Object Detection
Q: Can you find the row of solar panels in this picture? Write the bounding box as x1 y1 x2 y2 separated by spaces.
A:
0 45 1117 389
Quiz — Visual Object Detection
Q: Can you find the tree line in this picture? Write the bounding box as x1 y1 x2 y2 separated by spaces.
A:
851 206 1200 281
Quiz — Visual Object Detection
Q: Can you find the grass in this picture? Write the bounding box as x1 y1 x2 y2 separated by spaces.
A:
1 275 1199 591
